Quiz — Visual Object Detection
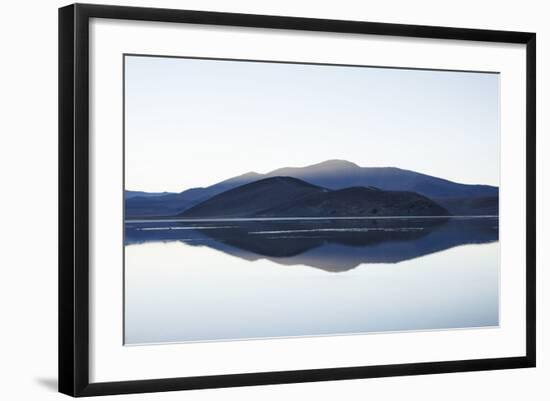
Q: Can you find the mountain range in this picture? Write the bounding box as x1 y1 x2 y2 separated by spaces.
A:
125 160 498 218
181 177 448 218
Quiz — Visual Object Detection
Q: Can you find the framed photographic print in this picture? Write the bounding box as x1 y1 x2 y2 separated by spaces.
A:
58 3 536 397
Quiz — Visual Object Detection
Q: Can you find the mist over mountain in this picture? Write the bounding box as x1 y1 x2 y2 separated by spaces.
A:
125 160 498 218
266 160 497 198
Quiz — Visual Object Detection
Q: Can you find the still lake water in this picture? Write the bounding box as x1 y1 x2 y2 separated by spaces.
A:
124 217 499 345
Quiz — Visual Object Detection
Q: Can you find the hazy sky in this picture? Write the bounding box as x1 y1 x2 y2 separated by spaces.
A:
125 55 499 193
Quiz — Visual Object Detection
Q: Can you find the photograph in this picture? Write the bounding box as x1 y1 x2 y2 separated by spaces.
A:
53 2 538 397
123 54 500 345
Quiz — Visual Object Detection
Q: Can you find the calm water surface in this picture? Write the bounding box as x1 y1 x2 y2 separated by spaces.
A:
124 217 499 344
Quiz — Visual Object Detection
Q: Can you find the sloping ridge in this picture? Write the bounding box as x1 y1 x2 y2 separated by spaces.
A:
180 176 326 218
180 176 449 218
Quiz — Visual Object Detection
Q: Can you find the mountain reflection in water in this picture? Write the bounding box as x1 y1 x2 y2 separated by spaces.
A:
125 217 498 272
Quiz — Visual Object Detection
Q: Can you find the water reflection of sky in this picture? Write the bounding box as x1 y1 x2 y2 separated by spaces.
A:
124 218 499 345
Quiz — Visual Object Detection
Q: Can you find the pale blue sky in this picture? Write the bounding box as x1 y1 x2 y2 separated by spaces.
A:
125 55 499 193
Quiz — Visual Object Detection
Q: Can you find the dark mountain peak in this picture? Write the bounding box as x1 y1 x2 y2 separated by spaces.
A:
180 176 325 218
215 171 262 185
208 175 326 198
245 176 324 189
181 174 449 219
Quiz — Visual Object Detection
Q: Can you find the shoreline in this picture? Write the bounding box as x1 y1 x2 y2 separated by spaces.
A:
125 215 499 224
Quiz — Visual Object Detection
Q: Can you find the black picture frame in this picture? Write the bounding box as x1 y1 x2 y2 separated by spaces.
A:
59 3 536 397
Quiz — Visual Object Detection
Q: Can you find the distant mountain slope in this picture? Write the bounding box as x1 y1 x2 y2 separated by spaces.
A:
183 159 498 200
125 172 263 218
180 177 448 218
125 190 174 200
125 192 203 218
180 177 326 218
266 160 498 198
125 159 498 218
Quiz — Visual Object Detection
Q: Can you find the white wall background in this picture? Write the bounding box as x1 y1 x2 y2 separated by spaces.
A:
0 0 547 399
